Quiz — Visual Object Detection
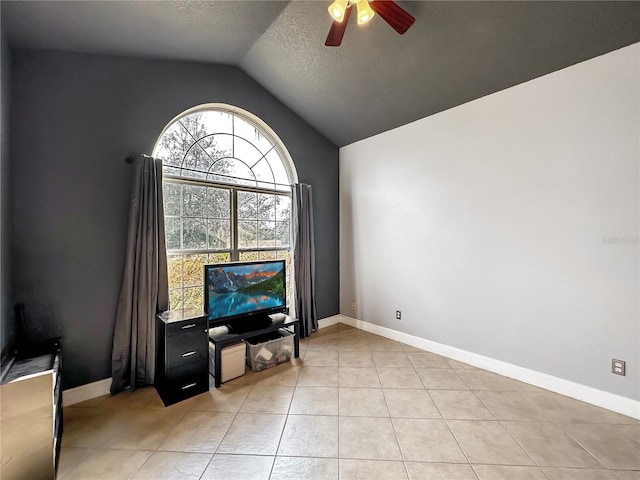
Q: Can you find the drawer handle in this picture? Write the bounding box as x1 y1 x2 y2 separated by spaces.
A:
181 351 196 357
181 323 196 330
181 382 197 390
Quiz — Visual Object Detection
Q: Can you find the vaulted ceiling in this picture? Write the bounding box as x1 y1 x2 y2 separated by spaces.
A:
2 1 640 147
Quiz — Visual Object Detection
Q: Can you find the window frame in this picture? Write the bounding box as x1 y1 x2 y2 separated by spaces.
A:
153 104 298 312
163 174 293 261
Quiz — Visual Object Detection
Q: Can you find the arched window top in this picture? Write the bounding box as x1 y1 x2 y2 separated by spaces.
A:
153 104 297 191
152 104 297 311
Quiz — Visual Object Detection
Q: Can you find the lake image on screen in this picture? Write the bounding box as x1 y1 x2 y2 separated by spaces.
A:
207 263 285 319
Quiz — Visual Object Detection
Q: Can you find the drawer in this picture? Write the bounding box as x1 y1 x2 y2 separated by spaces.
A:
161 363 208 405
166 315 207 337
166 330 208 370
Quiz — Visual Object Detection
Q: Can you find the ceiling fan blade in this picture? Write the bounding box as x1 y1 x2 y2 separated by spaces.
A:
370 0 415 35
325 4 353 47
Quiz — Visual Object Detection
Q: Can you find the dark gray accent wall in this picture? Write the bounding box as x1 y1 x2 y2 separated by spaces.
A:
1 36 14 356
10 48 339 388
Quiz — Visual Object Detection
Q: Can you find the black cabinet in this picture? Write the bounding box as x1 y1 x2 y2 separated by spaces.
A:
155 309 208 406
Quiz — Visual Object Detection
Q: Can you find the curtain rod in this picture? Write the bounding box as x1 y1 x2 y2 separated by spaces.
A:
124 154 152 164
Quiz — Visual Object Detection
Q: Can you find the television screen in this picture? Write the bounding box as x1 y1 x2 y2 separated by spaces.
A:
204 260 286 324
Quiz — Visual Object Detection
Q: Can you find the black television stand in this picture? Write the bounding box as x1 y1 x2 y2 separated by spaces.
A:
209 313 300 388
226 314 273 334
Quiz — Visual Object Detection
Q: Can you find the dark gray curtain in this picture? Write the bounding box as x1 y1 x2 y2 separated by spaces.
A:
294 183 318 338
111 156 169 394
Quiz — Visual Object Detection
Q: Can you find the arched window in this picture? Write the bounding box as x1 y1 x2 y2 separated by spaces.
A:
153 104 298 310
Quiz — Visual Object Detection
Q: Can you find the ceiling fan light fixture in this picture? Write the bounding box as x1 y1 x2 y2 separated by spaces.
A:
325 0 413 47
356 0 375 25
328 0 349 22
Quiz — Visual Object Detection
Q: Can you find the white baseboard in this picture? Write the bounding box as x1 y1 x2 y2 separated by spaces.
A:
318 314 342 329
63 377 112 407
338 314 640 420
65 313 638 419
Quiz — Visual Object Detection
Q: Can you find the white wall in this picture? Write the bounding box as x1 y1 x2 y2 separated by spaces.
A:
340 43 639 401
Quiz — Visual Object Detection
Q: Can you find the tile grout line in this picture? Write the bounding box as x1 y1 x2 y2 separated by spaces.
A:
556 423 614 472
205 373 260 474
406 347 461 460
493 418 555 480
372 353 402 463
469 390 551 479
61 324 638 479
337 358 341 480
404 343 476 477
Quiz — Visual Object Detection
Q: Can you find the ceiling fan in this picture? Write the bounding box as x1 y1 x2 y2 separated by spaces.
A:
325 0 415 47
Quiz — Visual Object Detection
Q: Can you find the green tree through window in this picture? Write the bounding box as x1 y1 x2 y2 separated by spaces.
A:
153 106 296 310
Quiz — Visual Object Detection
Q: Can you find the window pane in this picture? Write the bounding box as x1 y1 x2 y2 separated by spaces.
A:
208 219 230 249
163 183 181 216
183 185 206 217
183 218 206 249
195 135 216 160
276 195 291 221
266 149 290 188
235 136 263 168
183 254 206 287
205 188 230 219
165 218 181 250
252 158 275 189
258 221 275 248
276 249 291 263
204 135 233 162
181 148 209 179
167 255 183 290
156 122 188 168
169 289 184 310
222 159 256 186
234 116 274 155
276 221 290 247
238 191 257 219
238 220 258 249
179 113 207 138
163 165 181 177
276 250 292 301
183 287 203 310
257 193 275 221
240 251 288 262
239 251 259 262
200 111 233 136
207 252 231 264
178 114 219 176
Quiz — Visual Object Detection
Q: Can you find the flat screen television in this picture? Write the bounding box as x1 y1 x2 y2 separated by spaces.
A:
204 259 287 330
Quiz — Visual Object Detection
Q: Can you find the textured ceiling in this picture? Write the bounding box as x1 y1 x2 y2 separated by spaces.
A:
1 1 288 64
3 1 640 147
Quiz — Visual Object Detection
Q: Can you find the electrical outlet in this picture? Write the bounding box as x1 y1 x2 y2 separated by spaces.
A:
612 359 626 376
351 301 356 310
395 310 401 320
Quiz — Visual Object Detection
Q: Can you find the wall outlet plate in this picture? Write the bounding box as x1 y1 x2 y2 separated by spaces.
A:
612 359 626 376
351 301 356 310
395 310 401 320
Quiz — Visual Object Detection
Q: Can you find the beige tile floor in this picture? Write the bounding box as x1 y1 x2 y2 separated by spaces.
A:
60 324 640 479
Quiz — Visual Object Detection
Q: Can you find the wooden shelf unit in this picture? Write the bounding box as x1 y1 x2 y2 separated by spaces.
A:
0 340 62 480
